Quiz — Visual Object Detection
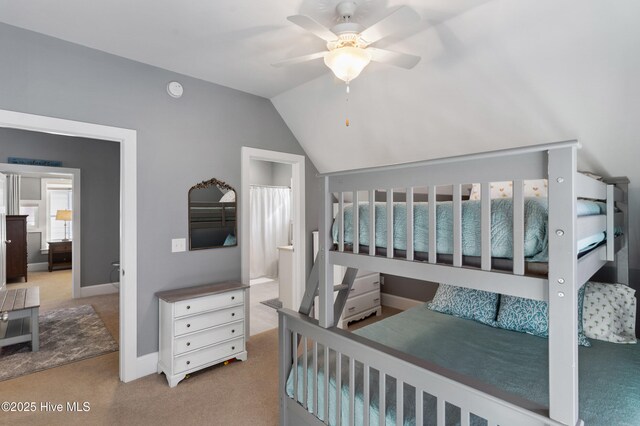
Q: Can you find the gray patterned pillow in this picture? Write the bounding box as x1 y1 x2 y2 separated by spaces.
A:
497 286 591 347
583 282 637 344
428 284 499 326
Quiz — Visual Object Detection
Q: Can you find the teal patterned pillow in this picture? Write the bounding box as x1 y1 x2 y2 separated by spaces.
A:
497 286 591 347
428 284 499 326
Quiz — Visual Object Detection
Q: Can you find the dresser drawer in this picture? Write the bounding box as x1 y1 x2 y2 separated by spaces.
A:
173 337 244 374
348 274 380 298
174 320 244 355
175 305 244 336
175 289 243 317
344 290 380 318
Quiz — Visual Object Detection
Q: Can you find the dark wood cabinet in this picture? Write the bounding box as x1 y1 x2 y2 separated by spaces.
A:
6 215 28 282
48 241 72 272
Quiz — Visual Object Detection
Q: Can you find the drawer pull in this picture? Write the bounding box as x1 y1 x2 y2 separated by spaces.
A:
231 329 235 333
187 342 191 346
373 282 379 285
187 305 191 310
350 288 355 292
348 307 356 312
373 298 380 303
232 346 235 351
187 324 191 328
231 296 235 300
231 313 235 317
186 361 191 365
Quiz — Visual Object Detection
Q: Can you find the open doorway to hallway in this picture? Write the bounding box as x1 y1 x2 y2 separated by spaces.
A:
0 127 121 381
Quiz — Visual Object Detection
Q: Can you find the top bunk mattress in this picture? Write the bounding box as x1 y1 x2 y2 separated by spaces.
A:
353 305 640 426
332 198 607 262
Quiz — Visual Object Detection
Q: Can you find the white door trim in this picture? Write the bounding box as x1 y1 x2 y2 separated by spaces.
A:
0 163 81 299
0 109 138 383
241 147 306 317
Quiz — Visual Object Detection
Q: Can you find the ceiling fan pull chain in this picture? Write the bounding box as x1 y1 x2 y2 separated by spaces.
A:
345 83 350 127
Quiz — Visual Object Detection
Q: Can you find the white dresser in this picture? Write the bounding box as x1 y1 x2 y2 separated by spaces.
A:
156 281 249 387
312 231 382 328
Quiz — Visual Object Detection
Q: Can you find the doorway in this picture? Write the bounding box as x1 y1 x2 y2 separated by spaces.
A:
0 109 138 382
241 147 305 336
0 164 80 302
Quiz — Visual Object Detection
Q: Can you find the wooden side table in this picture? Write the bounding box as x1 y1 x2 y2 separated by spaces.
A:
48 241 72 272
0 287 40 352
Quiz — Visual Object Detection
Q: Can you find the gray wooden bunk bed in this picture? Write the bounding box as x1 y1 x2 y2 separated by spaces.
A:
278 141 632 426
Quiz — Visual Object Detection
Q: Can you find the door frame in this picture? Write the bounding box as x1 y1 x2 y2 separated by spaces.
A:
0 163 81 298
240 147 306 314
0 109 138 383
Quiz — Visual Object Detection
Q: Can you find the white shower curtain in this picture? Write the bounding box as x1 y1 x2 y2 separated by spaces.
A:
250 186 291 280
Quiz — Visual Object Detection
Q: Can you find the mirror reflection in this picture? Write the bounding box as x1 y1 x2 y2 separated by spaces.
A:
188 178 237 250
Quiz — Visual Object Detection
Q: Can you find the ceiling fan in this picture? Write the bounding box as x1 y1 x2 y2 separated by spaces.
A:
273 1 422 83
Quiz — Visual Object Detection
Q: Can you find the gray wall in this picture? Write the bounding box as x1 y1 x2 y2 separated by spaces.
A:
21 177 40 200
0 23 320 356
250 159 292 187
273 162 292 187
2 129 121 286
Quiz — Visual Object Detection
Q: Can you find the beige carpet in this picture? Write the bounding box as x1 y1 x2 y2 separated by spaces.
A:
8 270 73 303
0 287 399 426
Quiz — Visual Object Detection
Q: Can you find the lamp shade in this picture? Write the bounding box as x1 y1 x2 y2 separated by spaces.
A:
324 46 372 83
55 209 72 221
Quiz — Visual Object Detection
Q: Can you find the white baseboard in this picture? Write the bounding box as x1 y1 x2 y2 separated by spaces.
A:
27 262 49 272
381 293 424 310
78 282 119 298
136 352 159 379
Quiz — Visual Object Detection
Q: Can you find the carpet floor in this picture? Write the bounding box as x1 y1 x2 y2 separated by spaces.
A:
0 305 118 382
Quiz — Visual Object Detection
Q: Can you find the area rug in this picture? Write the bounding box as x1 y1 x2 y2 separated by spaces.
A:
260 298 283 310
0 304 118 382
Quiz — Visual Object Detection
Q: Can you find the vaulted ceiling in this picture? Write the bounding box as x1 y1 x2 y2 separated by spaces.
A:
1 0 638 194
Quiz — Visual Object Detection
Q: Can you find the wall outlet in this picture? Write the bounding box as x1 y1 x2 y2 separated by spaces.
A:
171 238 186 253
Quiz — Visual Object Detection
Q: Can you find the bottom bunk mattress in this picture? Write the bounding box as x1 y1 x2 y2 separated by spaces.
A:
286 305 640 426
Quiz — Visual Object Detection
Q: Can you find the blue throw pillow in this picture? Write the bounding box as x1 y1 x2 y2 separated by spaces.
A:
428 284 499 327
497 285 591 347
223 234 237 246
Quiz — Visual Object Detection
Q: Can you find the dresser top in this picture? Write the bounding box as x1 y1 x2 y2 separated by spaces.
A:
156 281 248 303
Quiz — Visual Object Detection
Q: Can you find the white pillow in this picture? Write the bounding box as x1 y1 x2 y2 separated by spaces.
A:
583 282 637 344
469 180 548 200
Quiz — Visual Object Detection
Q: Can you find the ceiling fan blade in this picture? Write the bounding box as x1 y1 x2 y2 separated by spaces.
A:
287 15 337 42
359 6 421 45
368 47 421 69
272 51 327 68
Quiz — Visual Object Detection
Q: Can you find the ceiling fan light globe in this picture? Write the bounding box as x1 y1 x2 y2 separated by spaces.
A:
324 46 371 83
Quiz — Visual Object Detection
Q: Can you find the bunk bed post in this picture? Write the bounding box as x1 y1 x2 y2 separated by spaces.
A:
319 176 335 328
604 177 630 285
547 146 580 426
279 312 292 425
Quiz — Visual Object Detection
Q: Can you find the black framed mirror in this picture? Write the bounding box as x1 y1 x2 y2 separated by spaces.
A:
188 178 237 250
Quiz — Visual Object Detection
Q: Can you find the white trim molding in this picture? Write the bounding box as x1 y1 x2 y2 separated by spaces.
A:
0 109 138 383
241 147 306 330
137 351 160 378
380 293 424 310
79 282 119 298
27 262 49 272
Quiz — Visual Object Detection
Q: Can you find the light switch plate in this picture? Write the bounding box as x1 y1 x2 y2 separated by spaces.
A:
171 238 186 253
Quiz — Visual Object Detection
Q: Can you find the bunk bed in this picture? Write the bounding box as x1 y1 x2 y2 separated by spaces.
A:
277 141 633 426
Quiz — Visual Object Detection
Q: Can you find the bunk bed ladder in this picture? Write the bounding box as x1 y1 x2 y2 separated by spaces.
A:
298 258 358 325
